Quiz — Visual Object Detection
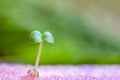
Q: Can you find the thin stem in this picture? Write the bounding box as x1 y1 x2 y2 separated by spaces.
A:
34 42 43 71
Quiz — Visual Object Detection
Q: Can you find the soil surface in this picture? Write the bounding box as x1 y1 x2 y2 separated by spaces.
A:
0 63 120 80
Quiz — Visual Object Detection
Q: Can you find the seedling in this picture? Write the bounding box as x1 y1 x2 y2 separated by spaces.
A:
27 30 54 77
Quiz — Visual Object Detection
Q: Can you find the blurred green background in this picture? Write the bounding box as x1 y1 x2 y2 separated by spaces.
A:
0 0 120 64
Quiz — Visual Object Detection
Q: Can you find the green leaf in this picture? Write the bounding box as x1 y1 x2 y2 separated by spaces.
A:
30 31 42 43
43 31 54 44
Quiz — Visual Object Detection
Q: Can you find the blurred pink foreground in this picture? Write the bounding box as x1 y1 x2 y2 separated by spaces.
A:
0 63 120 80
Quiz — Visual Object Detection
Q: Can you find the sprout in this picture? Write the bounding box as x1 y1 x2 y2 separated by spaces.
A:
43 31 54 44
27 30 54 77
30 31 42 43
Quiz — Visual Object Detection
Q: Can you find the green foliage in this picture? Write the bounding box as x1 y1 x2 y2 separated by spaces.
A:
0 0 120 64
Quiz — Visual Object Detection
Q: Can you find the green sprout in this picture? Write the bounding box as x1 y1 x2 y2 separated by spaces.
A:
27 30 54 77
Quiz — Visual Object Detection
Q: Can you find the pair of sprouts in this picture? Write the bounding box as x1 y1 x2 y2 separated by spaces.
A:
27 31 54 77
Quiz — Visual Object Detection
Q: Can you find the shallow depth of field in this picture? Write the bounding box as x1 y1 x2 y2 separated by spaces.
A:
0 0 120 65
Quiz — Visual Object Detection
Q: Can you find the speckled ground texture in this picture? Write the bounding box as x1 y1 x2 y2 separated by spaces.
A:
0 63 120 80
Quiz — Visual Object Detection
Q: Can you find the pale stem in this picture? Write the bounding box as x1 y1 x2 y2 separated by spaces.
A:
34 42 43 71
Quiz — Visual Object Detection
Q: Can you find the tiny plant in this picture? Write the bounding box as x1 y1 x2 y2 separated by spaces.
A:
27 30 54 77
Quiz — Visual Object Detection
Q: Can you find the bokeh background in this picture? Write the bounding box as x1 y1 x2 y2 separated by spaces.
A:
0 0 120 64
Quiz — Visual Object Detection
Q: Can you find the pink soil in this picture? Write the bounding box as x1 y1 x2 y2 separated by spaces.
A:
0 63 120 80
